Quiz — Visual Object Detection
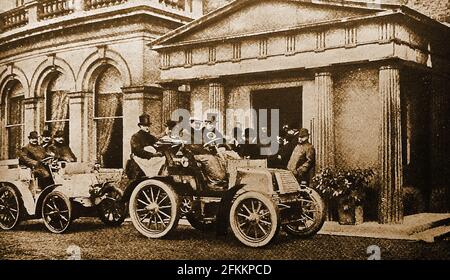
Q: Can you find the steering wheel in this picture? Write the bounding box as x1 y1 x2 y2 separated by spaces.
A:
203 137 224 148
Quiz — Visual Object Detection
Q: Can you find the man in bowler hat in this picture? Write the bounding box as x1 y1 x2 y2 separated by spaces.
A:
19 131 53 188
287 128 316 183
48 130 77 162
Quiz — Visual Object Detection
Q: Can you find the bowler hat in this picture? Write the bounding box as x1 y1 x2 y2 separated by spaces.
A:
42 130 51 138
298 128 310 138
138 114 151 126
28 131 39 139
54 130 65 138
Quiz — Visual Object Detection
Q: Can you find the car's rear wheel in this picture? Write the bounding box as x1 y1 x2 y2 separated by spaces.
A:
98 186 126 227
283 187 325 238
129 180 180 238
0 185 21 230
42 190 72 233
229 191 279 247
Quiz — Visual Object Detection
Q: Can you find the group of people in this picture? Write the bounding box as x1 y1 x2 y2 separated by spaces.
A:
18 113 316 190
19 130 77 189
126 113 316 185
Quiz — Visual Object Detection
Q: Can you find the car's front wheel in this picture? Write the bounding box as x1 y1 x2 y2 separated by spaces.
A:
129 180 180 238
229 191 280 247
42 190 72 233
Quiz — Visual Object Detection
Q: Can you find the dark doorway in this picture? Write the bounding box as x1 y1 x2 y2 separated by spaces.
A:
251 87 302 137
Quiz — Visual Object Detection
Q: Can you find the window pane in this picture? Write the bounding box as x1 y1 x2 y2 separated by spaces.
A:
96 93 123 118
46 90 69 121
8 96 23 125
8 126 22 159
96 118 123 168
95 66 123 118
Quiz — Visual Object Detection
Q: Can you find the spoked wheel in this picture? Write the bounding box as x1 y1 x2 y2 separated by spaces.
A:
0 185 21 230
97 186 126 227
283 187 325 238
229 191 279 248
129 180 180 238
42 191 72 234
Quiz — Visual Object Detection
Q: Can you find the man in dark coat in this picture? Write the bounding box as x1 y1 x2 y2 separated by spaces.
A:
287 128 316 183
48 130 77 162
41 130 52 152
19 131 52 188
125 114 162 179
238 128 262 159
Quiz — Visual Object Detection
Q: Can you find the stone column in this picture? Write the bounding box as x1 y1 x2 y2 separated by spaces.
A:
123 86 163 167
378 66 403 224
314 72 335 171
23 97 42 138
208 82 226 133
68 91 92 163
162 88 179 123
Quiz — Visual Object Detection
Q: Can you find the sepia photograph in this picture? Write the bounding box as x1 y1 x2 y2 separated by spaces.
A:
0 0 449 264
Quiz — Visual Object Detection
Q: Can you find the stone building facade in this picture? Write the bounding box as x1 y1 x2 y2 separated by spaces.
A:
0 0 203 169
151 0 450 223
1 0 449 224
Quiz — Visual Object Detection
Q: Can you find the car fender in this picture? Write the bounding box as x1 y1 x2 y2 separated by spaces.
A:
34 184 60 218
123 176 193 202
216 184 246 236
0 181 34 216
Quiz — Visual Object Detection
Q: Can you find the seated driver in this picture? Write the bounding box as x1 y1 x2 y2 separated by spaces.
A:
19 131 53 189
125 114 165 179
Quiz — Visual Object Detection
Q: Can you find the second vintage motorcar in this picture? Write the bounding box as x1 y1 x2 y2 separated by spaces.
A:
0 157 126 233
124 137 326 247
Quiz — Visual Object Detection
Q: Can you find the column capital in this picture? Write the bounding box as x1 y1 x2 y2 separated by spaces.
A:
67 91 92 99
379 65 400 71
122 86 163 101
315 72 332 78
23 96 43 105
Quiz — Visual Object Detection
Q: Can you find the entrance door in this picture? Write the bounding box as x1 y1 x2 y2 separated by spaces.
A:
251 87 302 138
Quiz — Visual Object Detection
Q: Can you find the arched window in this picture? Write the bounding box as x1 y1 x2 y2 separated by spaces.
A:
94 65 123 168
45 72 69 140
5 81 24 159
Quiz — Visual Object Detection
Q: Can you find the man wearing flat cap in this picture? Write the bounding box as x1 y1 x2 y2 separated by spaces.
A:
125 114 165 178
287 128 316 183
48 130 77 162
19 131 52 188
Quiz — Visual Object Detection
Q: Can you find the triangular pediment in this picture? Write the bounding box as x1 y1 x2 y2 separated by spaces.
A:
153 0 392 47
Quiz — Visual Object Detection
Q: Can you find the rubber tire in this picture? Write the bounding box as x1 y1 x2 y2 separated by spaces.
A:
283 187 326 238
42 190 72 234
229 191 280 248
0 185 22 230
129 180 180 239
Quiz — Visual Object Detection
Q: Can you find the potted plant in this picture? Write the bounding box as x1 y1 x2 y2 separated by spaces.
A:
312 168 374 225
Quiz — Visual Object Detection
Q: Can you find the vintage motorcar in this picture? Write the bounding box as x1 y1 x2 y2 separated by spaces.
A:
125 138 325 247
0 157 126 233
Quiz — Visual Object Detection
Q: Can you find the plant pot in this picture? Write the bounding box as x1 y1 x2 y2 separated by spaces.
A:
337 200 364 225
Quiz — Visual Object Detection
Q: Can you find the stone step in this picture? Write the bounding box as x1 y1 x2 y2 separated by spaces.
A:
412 225 450 243
403 213 450 235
